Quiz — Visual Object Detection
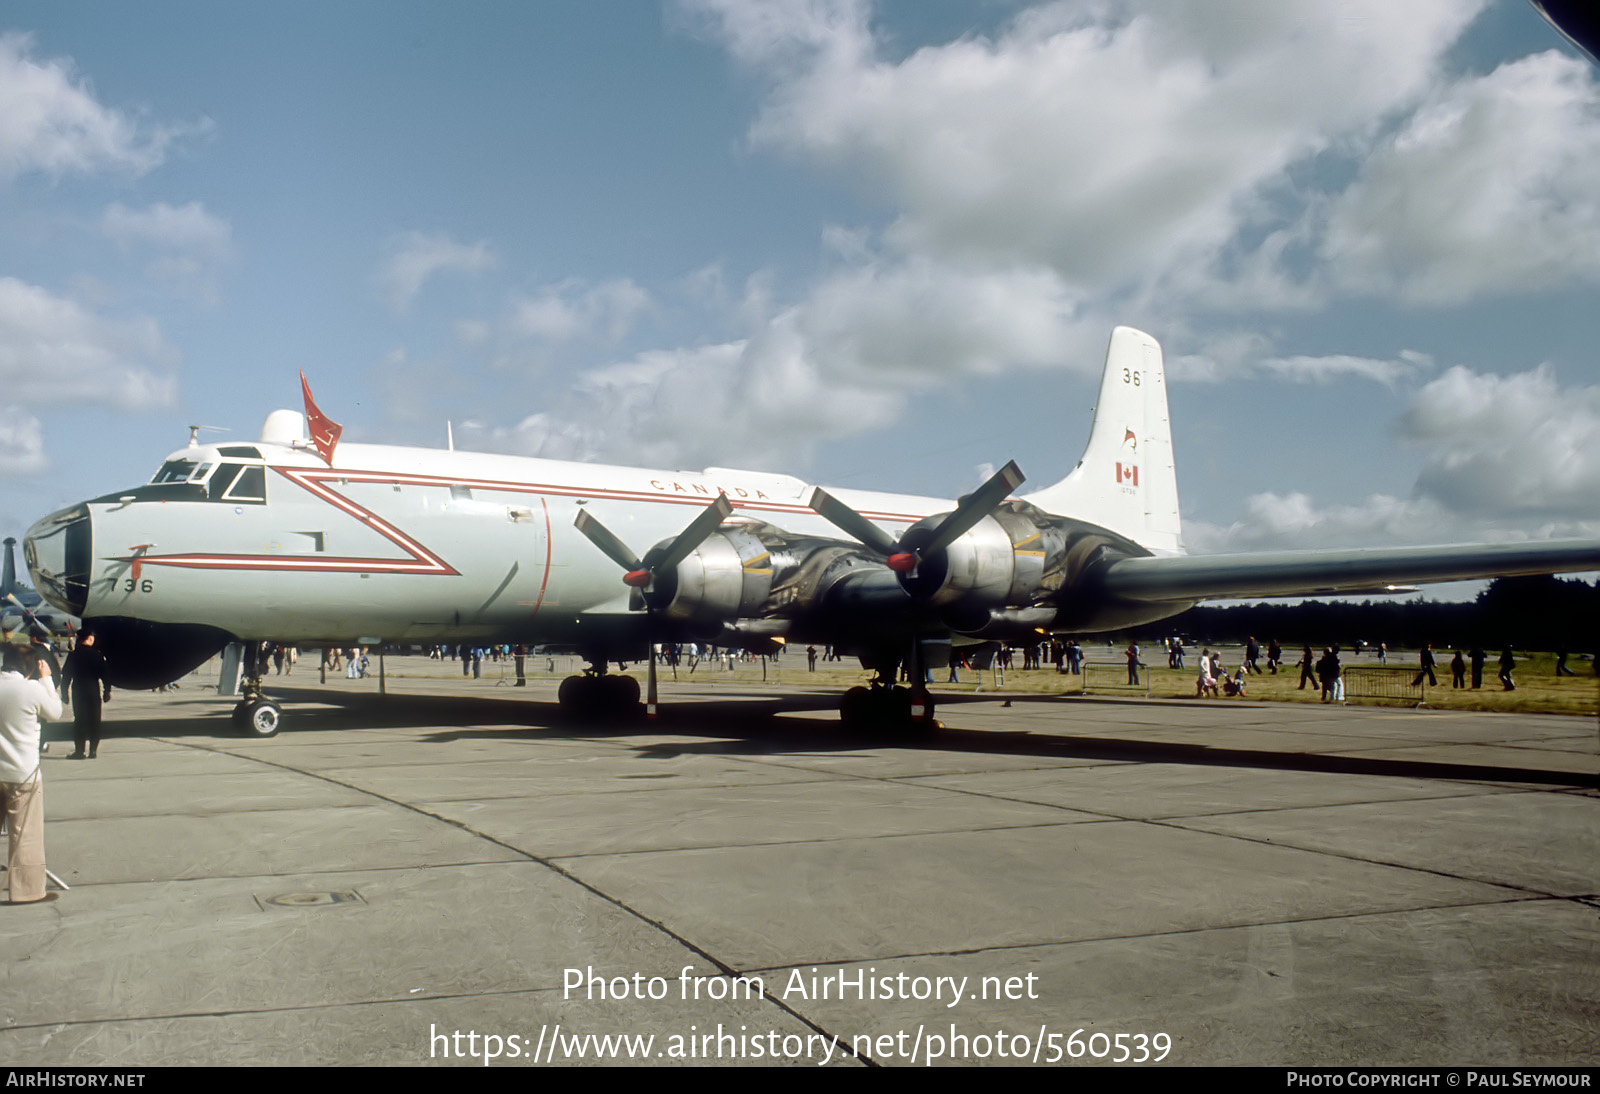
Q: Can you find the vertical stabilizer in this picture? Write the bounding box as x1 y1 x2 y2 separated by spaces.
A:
1021 327 1184 554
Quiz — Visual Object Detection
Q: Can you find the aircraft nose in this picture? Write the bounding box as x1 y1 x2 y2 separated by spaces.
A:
23 503 92 617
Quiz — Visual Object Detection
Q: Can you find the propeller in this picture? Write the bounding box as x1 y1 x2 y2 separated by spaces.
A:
574 494 735 596
5 592 56 637
806 460 1025 579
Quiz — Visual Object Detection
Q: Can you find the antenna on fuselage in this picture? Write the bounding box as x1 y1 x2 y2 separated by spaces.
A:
447 421 454 451
187 424 229 448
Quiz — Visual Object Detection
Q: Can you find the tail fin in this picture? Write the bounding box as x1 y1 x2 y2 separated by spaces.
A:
1021 326 1184 554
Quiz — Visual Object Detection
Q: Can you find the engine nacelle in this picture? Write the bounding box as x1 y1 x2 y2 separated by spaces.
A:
641 524 774 627
897 501 1068 611
639 523 882 636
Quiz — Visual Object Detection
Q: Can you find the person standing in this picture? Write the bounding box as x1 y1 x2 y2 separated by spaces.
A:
1195 649 1218 697
1297 645 1317 690
1125 642 1141 686
1 643 64 903
1469 647 1486 689
1498 648 1516 691
1411 643 1437 688
60 631 111 760
1450 650 1466 689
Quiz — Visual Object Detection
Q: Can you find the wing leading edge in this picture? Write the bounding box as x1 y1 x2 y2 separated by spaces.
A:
1096 540 1600 604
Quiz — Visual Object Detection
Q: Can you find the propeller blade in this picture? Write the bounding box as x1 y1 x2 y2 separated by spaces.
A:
652 494 735 573
919 460 1026 557
573 510 645 573
805 488 900 557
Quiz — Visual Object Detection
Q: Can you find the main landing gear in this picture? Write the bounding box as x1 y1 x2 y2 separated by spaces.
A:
838 650 938 733
558 657 642 718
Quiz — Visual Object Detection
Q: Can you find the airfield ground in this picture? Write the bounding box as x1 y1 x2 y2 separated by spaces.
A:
2 656 1595 1067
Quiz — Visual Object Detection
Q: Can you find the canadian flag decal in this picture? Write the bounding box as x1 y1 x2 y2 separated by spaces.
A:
1116 462 1139 486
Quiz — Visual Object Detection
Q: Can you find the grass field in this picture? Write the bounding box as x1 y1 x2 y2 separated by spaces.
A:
785 649 1600 717
376 647 1600 718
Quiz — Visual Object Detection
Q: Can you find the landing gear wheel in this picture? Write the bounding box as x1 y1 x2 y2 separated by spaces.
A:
841 686 872 727
238 699 282 737
840 686 928 732
557 674 642 718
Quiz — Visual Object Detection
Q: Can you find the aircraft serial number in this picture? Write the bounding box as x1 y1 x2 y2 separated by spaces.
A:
124 579 154 593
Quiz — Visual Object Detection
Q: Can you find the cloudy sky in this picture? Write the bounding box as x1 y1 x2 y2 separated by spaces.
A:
2 0 1597 588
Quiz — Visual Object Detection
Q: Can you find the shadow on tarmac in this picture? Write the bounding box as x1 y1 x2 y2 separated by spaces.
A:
61 684 1599 791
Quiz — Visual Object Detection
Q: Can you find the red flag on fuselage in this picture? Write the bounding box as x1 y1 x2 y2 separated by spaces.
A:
300 372 342 466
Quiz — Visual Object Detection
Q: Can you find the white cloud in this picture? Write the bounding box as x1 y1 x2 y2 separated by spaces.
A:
1185 491 1455 553
507 278 652 344
378 230 496 313
0 407 46 475
1188 362 1600 551
1317 51 1600 304
101 201 234 301
0 31 189 180
470 251 1105 470
0 277 177 408
102 201 232 256
1172 330 1433 385
1403 364 1600 517
689 0 1484 289
1186 488 1600 555
473 329 905 471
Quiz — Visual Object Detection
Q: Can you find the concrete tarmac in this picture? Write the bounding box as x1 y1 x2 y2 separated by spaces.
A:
3 658 1596 1067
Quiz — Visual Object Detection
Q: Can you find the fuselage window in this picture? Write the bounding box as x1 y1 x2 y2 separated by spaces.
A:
209 463 267 504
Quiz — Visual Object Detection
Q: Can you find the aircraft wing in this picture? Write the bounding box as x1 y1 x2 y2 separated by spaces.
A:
1095 540 1600 603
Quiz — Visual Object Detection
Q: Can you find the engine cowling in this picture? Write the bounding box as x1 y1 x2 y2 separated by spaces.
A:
640 523 885 635
896 501 1066 610
640 524 774 626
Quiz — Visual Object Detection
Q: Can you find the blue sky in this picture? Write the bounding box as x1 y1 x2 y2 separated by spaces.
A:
2 1 1597 588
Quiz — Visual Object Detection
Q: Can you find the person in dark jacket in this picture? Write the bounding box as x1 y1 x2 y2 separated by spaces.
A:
60 631 111 759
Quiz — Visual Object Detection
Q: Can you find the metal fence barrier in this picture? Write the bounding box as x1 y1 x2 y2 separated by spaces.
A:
1082 661 1150 697
1342 666 1426 707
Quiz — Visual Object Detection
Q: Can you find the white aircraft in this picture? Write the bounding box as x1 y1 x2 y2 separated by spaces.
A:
22 327 1600 735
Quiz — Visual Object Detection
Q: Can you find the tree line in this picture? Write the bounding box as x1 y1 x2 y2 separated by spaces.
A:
1161 575 1599 654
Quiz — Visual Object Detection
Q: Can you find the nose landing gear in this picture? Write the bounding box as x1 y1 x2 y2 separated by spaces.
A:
230 642 282 737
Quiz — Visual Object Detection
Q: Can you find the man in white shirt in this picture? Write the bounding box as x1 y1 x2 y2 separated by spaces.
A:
1 642 65 904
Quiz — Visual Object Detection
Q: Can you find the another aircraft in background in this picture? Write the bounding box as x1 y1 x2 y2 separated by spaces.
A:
2 535 77 641
22 327 1600 735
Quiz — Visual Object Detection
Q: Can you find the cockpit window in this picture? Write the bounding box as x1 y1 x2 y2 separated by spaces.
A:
209 460 265 505
210 463 267 504
152 459 198 484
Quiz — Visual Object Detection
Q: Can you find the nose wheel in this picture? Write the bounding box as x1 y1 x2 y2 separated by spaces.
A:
232 698 282 737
